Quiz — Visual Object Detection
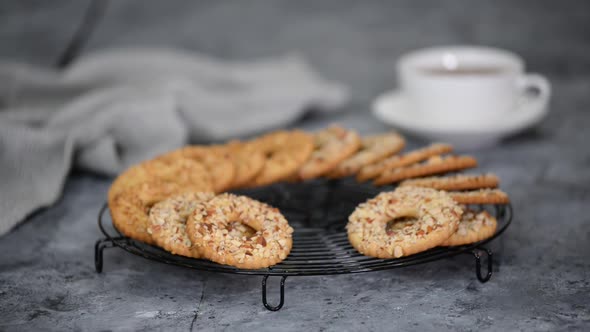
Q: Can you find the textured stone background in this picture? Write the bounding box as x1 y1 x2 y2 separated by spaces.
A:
1 1 589 331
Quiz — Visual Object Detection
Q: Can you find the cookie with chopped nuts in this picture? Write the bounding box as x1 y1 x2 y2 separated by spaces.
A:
108 158 213 209
223 140 265 189
156 145 235 193
187 193 294 269
296 125 361 180
399 173 499 191
110 180 212 245
356 143 453 182
449 189 510 205
148 192 216 257
441 208 497 246
246 130 314 186
327 131 405 178
347 186 462 259
373 155 478 186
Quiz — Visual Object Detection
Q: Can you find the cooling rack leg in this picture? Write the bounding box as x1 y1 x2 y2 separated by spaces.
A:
94 238 114 273
261 275 287 311
472 247 493 283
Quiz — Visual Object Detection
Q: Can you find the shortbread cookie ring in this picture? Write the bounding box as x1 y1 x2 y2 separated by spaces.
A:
373 155 478 185
297 125 361 180
441 208 497 246
110 180 211 245
108 158 213 209
399 174 499 191
357 143 453 182
148 192 216 258
328 132 405 178
187 193 294 269
224 140 265 188
157 145 235 193
347 187 462 259
248 130 314 186
449 189 510 205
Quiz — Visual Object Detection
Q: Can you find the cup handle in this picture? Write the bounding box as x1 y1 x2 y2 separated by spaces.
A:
515 73 551 120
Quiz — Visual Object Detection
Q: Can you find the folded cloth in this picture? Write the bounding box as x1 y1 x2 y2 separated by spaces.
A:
0 47 349 236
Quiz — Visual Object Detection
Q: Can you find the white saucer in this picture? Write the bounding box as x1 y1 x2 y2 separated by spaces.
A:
372 90 549 150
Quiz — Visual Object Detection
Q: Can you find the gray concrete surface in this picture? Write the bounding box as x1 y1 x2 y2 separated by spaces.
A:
1 1 589 331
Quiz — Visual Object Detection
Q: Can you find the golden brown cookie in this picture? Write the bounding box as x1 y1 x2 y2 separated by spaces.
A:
109 180 211 244
448 189 510 205
347 186 462 258
399 173 499 191
373 155 478 186
297 125 361 180
107 158 213 210
148 192 216 257
356 143 453 182
187 193 294 269
441 209 497 246
327 132 406 178
156 145 235 193
218 140 265 189
247 130 314 186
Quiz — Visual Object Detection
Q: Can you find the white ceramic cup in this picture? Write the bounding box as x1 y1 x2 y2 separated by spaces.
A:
397 46 551 128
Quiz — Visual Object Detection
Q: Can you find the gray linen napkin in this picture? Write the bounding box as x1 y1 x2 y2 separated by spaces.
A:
0 47 349 236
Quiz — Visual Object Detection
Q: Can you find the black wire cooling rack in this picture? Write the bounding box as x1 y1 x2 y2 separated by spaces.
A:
95 180 512 311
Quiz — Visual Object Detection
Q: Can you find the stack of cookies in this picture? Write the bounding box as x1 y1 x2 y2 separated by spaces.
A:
108 125 510 268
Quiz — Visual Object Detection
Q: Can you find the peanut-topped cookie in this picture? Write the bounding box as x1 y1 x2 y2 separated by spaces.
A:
347 186 462 258
448 189 510 205
148 192 216 258
356 143 453 182
156 145 235 193
297 125 361 180
223 140 265 189
110 180 212 245
373 155 478 185
248 130 314 186
441 208 497 246
399 173 499 191
108 157 213 210
187 193 294 269
327 132 405 178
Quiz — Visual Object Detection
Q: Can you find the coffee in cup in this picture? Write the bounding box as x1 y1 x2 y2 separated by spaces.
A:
397 46 550 128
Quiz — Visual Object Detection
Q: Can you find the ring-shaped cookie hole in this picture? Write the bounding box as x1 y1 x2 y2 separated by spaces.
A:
225 221 257 239
385 216 419 236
